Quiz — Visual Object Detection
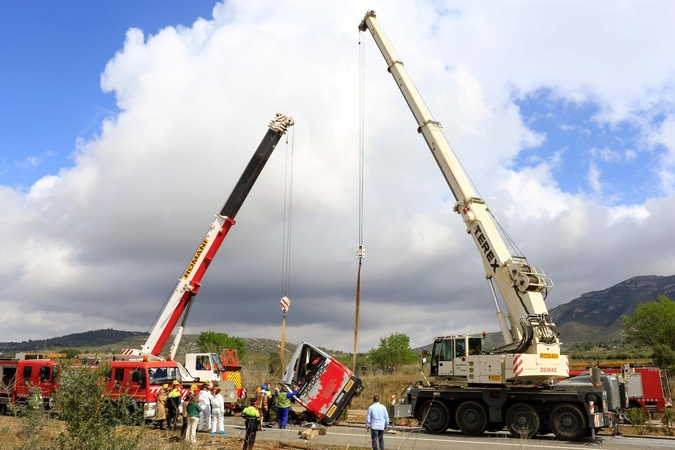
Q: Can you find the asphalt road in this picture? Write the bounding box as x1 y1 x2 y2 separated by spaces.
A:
217 416 675 450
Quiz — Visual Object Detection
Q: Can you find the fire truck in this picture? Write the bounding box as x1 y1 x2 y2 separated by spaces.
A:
357 10 625 440
0 354 59 415
570 363 672 413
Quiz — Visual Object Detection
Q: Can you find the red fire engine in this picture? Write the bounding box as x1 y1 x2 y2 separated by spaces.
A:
0 354 60 415
570 363 672 413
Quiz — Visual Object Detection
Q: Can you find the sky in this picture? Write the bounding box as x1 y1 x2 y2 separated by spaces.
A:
2 0 675 353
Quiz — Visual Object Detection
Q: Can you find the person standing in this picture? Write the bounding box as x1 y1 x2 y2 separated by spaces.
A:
167 380 181 430
180 396 189 440
210 387 226 435
255 385 269 428
185 394 202 444
155 384 169 430
262 384 271 425
242 403 260 450
198 382 213 432
366 396 389 450
275 386 297 429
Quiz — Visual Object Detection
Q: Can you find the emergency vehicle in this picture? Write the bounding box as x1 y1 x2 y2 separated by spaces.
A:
0 354 59 415
570 363 672 413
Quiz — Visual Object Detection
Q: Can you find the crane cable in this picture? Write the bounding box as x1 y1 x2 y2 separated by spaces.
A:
281 126 295 298
353 31 367 372
279 127 295 376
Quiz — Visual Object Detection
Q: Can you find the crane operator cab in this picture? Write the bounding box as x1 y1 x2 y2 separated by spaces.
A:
184 353 223 382
430 335 483 379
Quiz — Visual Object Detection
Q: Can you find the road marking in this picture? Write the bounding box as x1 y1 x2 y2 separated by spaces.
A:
325 431 587 449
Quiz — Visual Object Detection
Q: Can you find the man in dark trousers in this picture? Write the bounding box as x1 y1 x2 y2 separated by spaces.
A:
366 396 389 450
167 380 181 429
242 403 260 450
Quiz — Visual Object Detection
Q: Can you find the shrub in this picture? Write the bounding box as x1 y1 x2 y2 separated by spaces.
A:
53 360 144 450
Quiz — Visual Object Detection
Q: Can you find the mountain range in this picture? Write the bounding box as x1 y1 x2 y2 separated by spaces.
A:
549 274 675 343
1 274 673 356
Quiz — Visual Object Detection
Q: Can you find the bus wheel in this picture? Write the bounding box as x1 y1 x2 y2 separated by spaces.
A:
455 401 488 436
550 404 587 441
419 401 450 434
506 403 540 439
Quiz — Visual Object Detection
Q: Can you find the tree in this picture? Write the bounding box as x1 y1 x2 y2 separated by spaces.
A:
196 331 246 359
268 351 281 376
368 332 417 370
624 294 675 371
55 360 142 449
58 348 82 358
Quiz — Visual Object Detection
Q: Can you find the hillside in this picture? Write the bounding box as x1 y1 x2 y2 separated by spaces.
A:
549 274 675 343
0 330 300 362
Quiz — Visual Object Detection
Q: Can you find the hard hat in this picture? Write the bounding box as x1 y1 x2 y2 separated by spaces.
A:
172 380 180 385
163 384 169 389
191 385 198 391
203 380 211 385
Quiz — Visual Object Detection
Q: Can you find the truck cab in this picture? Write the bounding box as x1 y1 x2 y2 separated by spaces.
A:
430 335 483 379
105 360 185 420
0 356 59 414
184 353 223 382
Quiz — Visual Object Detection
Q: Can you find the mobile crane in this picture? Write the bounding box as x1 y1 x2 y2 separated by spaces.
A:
359 11 624 440
123 113 295 379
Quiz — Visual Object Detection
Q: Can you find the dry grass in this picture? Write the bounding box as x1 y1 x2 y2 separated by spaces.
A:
0 416 347 450
350 371 422 410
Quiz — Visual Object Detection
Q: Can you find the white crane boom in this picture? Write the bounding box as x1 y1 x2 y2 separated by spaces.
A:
360 11 565 382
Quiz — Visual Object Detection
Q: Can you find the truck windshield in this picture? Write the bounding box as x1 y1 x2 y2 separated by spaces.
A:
147 367 182 386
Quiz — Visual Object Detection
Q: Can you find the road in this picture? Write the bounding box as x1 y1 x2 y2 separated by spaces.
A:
218 417 675 450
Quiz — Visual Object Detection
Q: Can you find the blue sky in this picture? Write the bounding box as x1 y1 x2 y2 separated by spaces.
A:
514 91 660 206
1 1 216 189
1 1 675 350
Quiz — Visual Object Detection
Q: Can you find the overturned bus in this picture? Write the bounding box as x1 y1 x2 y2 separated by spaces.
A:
281 342 362 425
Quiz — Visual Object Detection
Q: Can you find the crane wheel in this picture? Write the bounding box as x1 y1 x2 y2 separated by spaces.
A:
418 400 450 434
505 403 540 439
455 401 488 436
549 403 587 441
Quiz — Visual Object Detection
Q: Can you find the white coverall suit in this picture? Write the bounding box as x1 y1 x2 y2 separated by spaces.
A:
198 389 213 431
210 393 225 433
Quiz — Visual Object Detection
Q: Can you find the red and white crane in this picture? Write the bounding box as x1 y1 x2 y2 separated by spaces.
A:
124 114 294 363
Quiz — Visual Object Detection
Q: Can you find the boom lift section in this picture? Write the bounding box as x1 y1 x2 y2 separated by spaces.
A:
129 114 295 359
359 11 563 382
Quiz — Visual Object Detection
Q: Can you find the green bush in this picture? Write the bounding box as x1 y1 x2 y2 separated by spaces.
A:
9 387 51 450
53 360 144 450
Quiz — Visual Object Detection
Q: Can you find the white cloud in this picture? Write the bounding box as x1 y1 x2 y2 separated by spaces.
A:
588 160 602 195
2 1 675 353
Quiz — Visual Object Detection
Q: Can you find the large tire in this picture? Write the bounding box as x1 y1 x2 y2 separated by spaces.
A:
455 401 488 436
549 404 587 441
418 401 450 434
505 403 540 439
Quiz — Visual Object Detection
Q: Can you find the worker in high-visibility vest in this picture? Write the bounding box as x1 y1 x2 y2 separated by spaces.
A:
275 386 297 429
167 380 181 430
241 403 260 450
